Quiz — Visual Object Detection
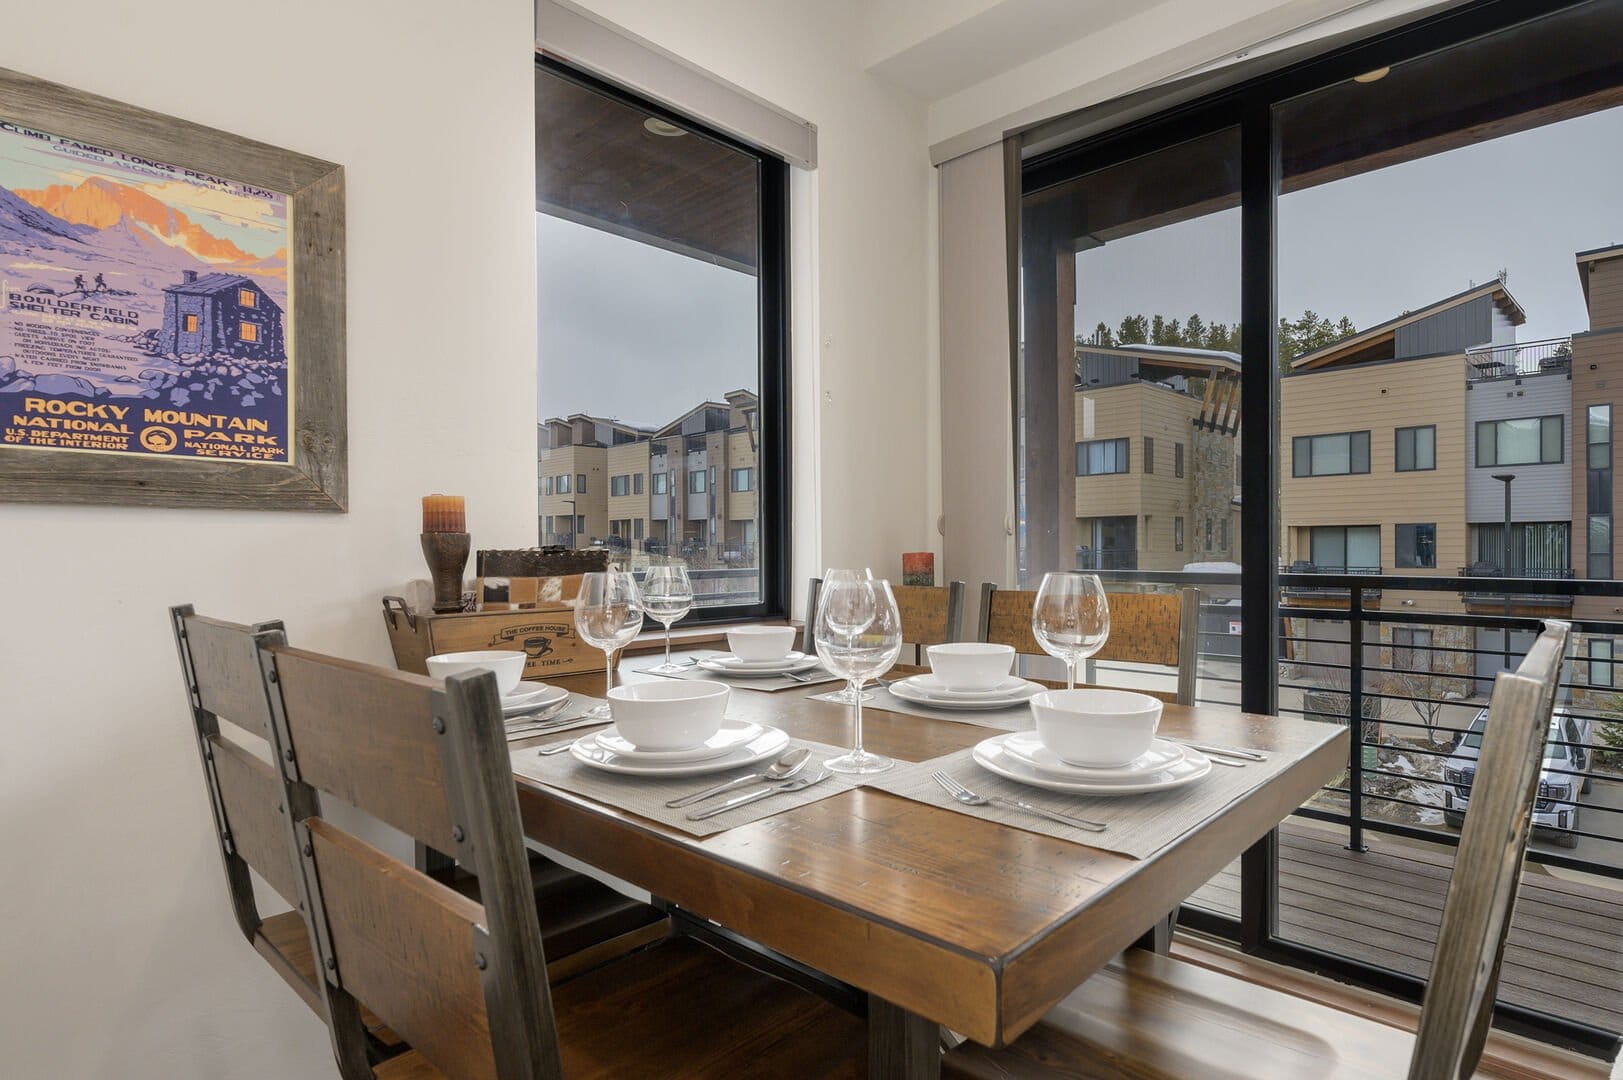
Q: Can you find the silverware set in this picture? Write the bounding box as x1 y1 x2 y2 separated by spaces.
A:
932 772 1107 832
1165 738 1269 765
503 699 594 741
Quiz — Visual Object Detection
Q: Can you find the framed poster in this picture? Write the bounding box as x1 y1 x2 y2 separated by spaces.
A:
0 66 345 511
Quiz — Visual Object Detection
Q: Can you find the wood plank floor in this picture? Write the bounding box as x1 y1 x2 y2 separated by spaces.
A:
1188 818 1623 1033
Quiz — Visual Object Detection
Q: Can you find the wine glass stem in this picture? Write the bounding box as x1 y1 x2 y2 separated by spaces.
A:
663 621 674 668
850 680 864 756
605 649 614 699
1066 659 1077 691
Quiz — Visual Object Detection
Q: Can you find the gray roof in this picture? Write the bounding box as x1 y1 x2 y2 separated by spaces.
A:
164 273 284 312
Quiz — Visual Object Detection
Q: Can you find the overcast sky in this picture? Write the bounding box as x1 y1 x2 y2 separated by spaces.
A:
536 214 756 427
1077 105 1623 345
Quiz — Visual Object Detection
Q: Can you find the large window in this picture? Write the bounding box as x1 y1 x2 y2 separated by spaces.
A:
1292 431 1370 477
1394 425 1436 472
1309 525 1380 572
1475 416 1564 467
1076 437 1130 476
1395 523 1436 568
536 60 788 618
1590 404 1613 578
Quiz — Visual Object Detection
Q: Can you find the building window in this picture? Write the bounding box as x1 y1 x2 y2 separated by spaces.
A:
1309 526 1380 573
576 514 585 533
576 473 586 493
183 313 198 333
1475 415 1563 467
1174 517 1184 551
1395 523 1437 568
1393 627 1434 673
1292 431 1370 477
731 467 753 492
1077 437 1129 476
1588 404 1612 579
1590 639 1615 689
556 474 570 495
1394 426 1436 472
1144 437 1155 475
634 519 644 540
651 472 668 495
610 475 630 497
239 321 258 343
634 473 645 495
544 477 553 496
1205 517 1213 551
1219 520 1228 550
689 470 707 494
1175 442 1184 478
239 288 256 308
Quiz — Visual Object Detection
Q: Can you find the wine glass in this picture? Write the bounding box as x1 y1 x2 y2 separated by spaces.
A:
1032 572 1110 690
642 564 694 675
815 574 903 775
816 568 876 704
574 571 644 719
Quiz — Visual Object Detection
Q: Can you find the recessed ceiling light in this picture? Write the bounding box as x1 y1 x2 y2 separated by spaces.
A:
643 117 687 137
1353 66 1391 84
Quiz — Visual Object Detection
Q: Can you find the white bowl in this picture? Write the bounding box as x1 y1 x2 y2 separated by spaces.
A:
926 643 1016 691
607 680 730 750
727 625 797 663
1030 688 1163 768
425 650 526 695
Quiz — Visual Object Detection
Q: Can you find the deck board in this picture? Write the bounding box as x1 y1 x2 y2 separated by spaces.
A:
1187 819 1623 1033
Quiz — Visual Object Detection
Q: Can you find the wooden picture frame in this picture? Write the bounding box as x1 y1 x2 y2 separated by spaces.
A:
0 66 346 511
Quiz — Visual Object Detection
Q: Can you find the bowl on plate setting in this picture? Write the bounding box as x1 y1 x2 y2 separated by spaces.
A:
925 642 1016 691
425 650 526 695
1029 688 1163 768
607 680 730 750
726 625 797 662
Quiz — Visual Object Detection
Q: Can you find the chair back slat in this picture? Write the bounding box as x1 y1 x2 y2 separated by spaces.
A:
269 646 456 852
184 611 278 736
210 734 301 904
982 587 1183 667
308 819 498 1080
1409 620 1570 1080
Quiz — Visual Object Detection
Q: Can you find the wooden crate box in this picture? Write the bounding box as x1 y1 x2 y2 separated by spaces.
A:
382 587 607 681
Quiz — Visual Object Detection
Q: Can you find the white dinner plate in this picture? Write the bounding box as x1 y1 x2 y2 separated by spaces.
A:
698 655 821 678
1000 732 1188 780
502 683 567 716
594 720 764 762
897 674 1033 700
972 733 1211 795
888 677 1042 711
704 651 809 669
570 725 791 776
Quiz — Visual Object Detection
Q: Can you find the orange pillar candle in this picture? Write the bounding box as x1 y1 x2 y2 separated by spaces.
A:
421 494 466 534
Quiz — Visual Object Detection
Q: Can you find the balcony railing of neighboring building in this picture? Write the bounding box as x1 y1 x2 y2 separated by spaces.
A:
1456 562 1576 606
1279 562 1383 598
1075 546 1138 571
1465 336 1572 381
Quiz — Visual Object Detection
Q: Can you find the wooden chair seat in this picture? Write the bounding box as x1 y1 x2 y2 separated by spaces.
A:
372 936 866 1079
943 949 1415 1079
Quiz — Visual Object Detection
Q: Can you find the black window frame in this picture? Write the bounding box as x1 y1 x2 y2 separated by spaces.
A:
1394 425 1437 472
1394 522 1437 568
1475 415 1565 467
535 56 792 625
1019 0 1619 1056
1292 430 1371 477
1175 441 1185 478
1144 436 1155 474
1076 436 1130 476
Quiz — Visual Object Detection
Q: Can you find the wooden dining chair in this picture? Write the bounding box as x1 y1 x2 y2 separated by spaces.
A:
976 583 1201 706
171 605 327 1014
254 641 866 1079
943 619 1572 1080
803 577 966 664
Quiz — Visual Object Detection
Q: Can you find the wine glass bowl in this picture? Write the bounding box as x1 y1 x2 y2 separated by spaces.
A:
575 571 645 718
814 573 902 774
815 568 877 704
1031 572 1110 690
641 563 694 675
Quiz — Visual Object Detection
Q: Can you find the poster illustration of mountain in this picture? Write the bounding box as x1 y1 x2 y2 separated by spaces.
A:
0 119 291 464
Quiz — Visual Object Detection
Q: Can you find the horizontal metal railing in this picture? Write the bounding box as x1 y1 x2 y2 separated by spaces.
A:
1466 336 1573 380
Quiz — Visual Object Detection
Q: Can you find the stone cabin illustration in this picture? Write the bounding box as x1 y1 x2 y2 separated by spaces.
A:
157 270 286 361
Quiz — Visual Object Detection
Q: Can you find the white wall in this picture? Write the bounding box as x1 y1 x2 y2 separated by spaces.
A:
564 0 941 582
0 2 538 1077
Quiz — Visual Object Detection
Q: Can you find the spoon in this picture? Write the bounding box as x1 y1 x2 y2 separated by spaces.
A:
664 747 812 808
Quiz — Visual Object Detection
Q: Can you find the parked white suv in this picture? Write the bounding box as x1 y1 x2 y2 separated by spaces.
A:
1441 707 1591 847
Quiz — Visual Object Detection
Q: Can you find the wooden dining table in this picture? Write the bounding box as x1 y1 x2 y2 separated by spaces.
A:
509 647 1347 1079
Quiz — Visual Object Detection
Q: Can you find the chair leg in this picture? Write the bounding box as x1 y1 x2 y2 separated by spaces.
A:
1132 906 1180 955
869 994 941 1080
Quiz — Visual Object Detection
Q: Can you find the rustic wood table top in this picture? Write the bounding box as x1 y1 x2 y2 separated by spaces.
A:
511 649 1346 1069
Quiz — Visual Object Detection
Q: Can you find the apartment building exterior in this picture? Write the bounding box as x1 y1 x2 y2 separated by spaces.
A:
1072 344 1242 572
538 414 652 547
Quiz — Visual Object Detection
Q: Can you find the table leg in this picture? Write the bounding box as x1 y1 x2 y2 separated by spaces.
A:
868 994 940 1080
1132 905 1180 955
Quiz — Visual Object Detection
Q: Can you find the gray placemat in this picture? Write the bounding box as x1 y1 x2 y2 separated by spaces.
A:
511 734 858 836
504 692 611 743
862 741 1297 859
644 660 843 693
811 683 1036 732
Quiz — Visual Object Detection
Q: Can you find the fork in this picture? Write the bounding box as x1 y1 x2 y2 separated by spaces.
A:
932 772 1107 832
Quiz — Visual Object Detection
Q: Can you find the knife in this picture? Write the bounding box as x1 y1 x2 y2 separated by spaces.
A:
1168 738 1268 762
685 771 829 821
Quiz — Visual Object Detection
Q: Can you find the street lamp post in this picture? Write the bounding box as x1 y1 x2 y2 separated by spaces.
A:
1493 473 1516 669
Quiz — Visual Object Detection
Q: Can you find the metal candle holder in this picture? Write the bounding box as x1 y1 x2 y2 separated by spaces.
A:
420 532 471 614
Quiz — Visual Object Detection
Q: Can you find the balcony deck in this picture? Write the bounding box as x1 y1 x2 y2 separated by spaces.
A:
1191 817 1623 1034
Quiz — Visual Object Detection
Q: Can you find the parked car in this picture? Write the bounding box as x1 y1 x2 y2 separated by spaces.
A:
1441 707 1592 847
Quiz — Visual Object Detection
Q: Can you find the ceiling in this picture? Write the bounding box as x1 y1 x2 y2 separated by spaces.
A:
535 67 760 273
